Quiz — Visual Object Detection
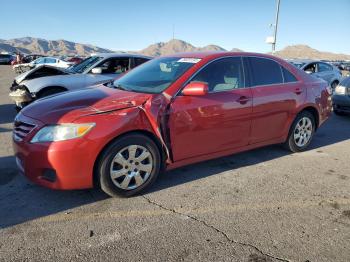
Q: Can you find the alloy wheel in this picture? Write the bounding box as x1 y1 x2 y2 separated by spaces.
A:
293 117 313 147
109 145 153 190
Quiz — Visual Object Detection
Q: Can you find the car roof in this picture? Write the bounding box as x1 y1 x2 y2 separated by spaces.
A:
90 52 153 59
161 51 290 63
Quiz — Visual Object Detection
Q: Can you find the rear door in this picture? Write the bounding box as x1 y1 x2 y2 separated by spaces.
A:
168 57 253 161
247 57 305 144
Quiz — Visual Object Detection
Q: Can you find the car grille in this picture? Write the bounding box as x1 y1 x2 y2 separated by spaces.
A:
13 121 36 141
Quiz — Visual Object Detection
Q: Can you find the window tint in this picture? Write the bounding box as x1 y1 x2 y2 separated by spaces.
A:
114 57 197 93
304 63 317 73
282 67 297 83
96 58 130 74
249 57 283 86
191 57 245 92
34 57 45 64
45 58 56 63
134 57 149 66
318 63 333 72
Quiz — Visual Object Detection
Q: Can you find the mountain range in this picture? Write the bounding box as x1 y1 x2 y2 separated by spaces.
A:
0 37 349 60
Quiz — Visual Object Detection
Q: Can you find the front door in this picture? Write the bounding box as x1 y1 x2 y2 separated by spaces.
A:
168 57 252 161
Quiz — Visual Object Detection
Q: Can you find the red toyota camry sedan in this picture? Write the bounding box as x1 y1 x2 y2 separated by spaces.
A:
13 52 332 197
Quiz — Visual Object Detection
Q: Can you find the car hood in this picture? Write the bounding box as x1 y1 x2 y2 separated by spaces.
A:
15 65 70 84
21 85 152 123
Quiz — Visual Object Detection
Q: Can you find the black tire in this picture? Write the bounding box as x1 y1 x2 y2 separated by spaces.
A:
37 88 66 98
97 134 161 197
333 109 344 116
284 111 315 153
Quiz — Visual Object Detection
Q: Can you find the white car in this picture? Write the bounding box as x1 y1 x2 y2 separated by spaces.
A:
9 53 152 109
13 57 73 73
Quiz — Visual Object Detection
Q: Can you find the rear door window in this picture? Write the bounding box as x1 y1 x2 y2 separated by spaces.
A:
134 57 150 67
248 57 283 86
318 62 333 72
45 58 57 64
281 67 298 83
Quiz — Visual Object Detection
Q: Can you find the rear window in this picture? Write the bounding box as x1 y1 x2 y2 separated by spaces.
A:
249 57 283 86
281 67 298 83
134 57 150 67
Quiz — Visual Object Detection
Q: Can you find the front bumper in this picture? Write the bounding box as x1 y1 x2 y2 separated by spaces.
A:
12 114 97 190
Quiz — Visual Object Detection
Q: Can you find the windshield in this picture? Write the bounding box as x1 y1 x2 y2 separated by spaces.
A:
68 56 103 74
290 62 306 68
113 57 200 93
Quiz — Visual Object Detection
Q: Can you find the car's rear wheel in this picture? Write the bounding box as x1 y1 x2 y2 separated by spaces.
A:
97 134 161 197
284 111 315 152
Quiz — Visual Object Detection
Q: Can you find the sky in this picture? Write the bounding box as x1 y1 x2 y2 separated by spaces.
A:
1 0 349 54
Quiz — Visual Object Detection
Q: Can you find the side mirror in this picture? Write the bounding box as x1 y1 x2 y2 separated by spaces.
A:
91 67 102 74
305 70 313 74
182 81 209 96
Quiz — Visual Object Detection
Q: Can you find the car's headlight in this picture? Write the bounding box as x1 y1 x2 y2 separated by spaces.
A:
334 85 346 95
31 123 95 143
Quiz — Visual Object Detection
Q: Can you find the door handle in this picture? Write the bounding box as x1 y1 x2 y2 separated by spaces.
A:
294 87 303 95
237 96 250 104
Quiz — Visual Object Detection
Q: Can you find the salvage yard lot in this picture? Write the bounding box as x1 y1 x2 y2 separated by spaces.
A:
0 65 349 261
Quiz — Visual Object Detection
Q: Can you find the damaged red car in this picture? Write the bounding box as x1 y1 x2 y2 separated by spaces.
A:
13 52 332 197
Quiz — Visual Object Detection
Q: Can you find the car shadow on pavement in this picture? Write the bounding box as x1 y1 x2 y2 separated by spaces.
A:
0 155 107 229
0 103 16 125
149 114 350 194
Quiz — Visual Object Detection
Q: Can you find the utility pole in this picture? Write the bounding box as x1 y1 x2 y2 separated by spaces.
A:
172 24 175 40
272 0 281 53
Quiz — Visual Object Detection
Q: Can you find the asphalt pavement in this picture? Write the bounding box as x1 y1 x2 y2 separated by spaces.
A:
0 65 349 262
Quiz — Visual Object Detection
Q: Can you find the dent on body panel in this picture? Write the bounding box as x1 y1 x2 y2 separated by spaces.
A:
139 94 172 162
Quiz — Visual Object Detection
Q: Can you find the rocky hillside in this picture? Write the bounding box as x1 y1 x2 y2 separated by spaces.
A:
274 45 350 60
0 37 349 60
139 39 230 56
0 37 112 56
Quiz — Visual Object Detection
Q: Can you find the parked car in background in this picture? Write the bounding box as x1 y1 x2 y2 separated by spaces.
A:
290 60 342 90
0 54 15 64
67 56 84 65
10 65 70 88
12 52 332 197
13 56 73 73
11 54 45 66
332 76 350 115
9 53 152 109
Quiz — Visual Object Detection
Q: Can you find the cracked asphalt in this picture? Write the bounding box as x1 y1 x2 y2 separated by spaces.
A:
0 65 349 262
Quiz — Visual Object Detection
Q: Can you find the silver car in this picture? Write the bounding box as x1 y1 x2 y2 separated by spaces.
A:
9 53 152 109
290 59 342 90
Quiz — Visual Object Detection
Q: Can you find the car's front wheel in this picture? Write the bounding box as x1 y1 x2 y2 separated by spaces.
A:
284 111 315 152
97 134 161 197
